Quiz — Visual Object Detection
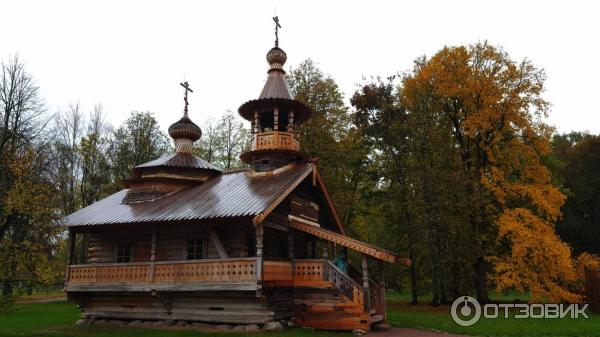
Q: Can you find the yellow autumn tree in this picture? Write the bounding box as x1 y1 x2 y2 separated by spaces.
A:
403 42 584 302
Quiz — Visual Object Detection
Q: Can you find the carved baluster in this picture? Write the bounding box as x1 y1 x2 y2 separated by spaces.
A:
362 255 370 313
256 223 264 295
273 106 279 131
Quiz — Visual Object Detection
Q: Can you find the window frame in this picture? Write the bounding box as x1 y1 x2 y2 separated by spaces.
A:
115 241 134 263
186 237 206 260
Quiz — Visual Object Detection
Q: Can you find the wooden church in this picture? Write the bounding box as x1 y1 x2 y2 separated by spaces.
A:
63 20 409 331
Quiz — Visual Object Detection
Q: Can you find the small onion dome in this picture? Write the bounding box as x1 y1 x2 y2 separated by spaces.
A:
267 46 287 72
168 116 202 142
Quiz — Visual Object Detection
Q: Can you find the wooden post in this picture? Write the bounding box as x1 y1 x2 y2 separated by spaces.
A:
379 260 387 323
149 224 158 284
273 106 279 131
288 110 294 132
256 223 264 295
253 110 260 133
65 228 76 284
288 230 295 279
362 254 370 313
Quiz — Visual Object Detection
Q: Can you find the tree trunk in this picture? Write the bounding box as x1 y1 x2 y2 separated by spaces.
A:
2 279 12 295
475 257 490 303
410 252 418 305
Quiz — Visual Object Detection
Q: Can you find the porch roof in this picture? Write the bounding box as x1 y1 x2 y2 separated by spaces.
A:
288 215 411 265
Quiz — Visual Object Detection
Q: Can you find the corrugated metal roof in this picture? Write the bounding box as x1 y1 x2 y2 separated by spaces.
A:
65 163 313 227
136 153 221 171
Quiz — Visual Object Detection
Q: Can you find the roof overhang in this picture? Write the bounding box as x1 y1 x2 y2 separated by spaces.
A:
288 215 411 265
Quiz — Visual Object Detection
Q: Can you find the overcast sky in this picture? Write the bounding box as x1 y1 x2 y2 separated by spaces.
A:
1 0 598 134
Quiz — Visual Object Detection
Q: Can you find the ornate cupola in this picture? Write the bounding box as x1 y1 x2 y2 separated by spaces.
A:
121 82 221 203
239 17 312 172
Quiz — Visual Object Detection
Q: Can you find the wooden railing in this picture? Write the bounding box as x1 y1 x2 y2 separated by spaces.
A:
67 258 257 285
294 259 325 280
251 131 300 152
263 260 293 281
325 261 364 305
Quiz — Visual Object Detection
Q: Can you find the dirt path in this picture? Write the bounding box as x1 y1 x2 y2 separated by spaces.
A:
369 327 466 337
15 295 67 303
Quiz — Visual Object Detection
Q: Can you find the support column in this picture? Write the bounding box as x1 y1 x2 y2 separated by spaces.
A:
288 230 295 282
288 110 294 132
256 223 264 295
65 228 76 283
253 110 260 133
273 106 279 131
379 260 388 323
362 254 370 313
149 224 158 283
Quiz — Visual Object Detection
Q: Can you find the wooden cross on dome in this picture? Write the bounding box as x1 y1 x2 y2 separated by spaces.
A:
273 16 281 47
180 81 193 117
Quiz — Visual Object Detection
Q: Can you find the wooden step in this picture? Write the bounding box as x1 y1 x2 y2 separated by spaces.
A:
370 314 384 324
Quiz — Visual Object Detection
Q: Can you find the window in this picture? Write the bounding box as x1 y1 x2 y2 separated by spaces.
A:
116 242 133 263
187 238 205 260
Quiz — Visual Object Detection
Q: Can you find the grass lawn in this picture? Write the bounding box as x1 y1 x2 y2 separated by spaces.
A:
0 302 343 337
1 296 600 337
386 290 600 337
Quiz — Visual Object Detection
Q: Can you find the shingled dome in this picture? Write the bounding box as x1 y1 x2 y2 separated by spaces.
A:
238 45 312 123
168 116 202 142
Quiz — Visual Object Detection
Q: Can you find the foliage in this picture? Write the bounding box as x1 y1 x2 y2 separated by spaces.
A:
287 59 369 228
106 111 170 192
195 111 248 170
549 134 600 255
401 42 579 302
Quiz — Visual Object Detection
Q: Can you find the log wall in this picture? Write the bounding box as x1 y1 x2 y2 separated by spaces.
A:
86 223 252 264
73 292 286 324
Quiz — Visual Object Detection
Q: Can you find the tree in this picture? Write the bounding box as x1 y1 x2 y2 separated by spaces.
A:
51 103 84 215
403 42 579 302
287 59 366 227
0 56 60 295
550 134 600 255
194 117 218 164
214 111 248 170
106 111 170 192
79 105 111 207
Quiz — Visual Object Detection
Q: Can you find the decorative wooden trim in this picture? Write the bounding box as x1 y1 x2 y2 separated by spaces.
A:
66 258 258 287
288 216 410 265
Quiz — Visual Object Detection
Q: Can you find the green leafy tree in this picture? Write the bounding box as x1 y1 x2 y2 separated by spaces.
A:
106 111 170 192
550 134 600 255
287 59 367 227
